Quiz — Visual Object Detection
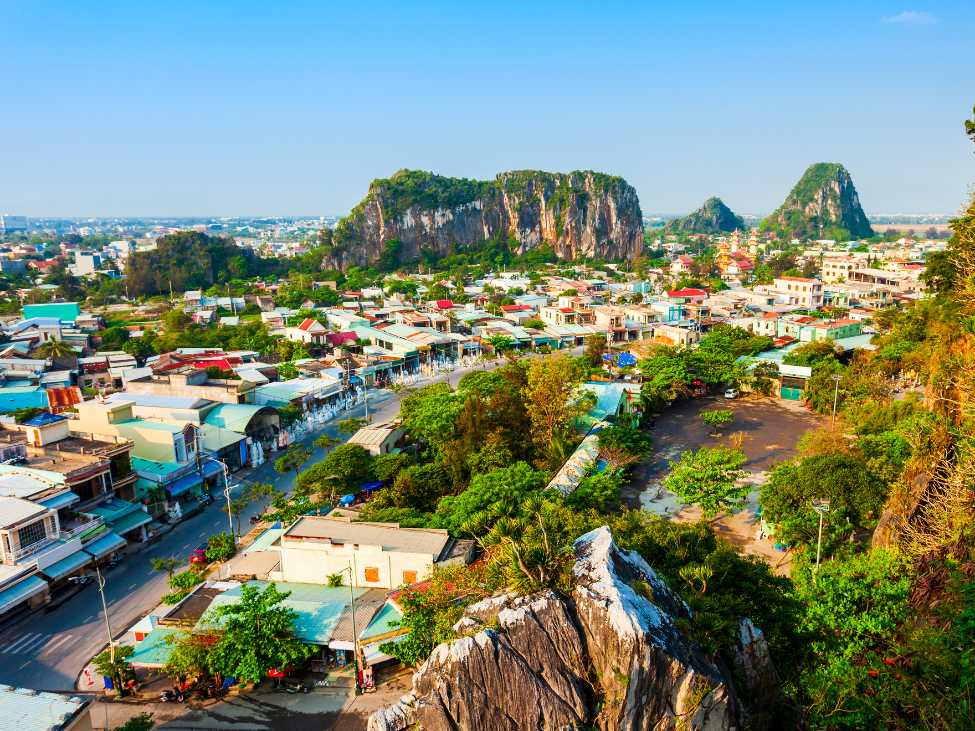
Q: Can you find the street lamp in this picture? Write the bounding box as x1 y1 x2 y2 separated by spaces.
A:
220 461 238 538
811 498 831 584
71 563 114 728
339 566 359 693
830 374 843 427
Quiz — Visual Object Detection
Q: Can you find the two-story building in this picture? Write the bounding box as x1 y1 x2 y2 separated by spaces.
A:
767 276 824 309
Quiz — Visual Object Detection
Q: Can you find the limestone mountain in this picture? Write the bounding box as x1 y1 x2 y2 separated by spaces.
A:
664 197 744 234
760 163 874 241
325 169 644 269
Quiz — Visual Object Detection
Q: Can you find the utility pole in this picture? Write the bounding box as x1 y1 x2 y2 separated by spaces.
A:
831 374 843 427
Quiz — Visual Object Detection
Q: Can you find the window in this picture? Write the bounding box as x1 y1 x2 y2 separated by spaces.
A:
781 376 807 390
403 571 418 585
364 567 380 583
18 519 47 550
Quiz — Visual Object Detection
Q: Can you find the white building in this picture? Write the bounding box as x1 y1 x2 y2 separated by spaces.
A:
273 516 470 589
767 276 824 309
0 215 27 233
70 251 103 277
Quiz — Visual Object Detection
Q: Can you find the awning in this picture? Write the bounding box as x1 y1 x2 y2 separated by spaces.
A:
339 495 355 506
109 509 153 535
362 635 407 666
39 549 91 582
200 460 225 478
166 472 202 496
38 491 80 511
0 575 49 615
83 531 127 560
359 480 386 491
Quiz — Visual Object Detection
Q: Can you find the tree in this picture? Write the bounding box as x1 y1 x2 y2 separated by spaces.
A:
275 445 311 481
296 443 372 497
386 382 417 404
524 356 595 450
372 452 414 481
112 713 155 731
223 497 250 538
401 383 467 459
312 433 341 454
92 645 135 691
665 446 749 518
241 482 283 514
436 461 549 536
276 361 300 380
122 335 156 361
208 584 313 682
205 531 236 562
38 338 73 358
749 360 779 396
485 334 514 354
702 409 734 436
335 417 368 436
584 333 607 368
100 326 130 349
151 556 188 581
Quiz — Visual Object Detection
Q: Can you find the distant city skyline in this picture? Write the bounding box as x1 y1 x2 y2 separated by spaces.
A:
1 1 973 217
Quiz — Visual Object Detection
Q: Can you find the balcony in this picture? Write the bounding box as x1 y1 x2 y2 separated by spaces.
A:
60 515 105 542
1 535 59 567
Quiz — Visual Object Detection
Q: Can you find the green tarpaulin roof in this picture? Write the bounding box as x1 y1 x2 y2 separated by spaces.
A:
204 404 266 433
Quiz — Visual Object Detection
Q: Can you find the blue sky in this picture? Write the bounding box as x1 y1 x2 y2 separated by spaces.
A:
0 1 972 217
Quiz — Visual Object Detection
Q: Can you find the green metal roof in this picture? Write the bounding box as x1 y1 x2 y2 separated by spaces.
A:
360 602 403 641
108 508 153 535
200 581 372 645
128 628 181 667
247 527 285 553
115 419 184 433
204 404 267 433
200 424 246 451
131 457 187 476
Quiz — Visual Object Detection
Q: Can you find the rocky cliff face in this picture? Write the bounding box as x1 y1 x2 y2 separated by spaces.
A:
761 163 874 241
369 527 783 731
665 197 744 234
329 170 644 269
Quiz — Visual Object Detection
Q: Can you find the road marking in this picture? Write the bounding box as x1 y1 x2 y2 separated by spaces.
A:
16 634 53 653
200 533 206 537
40 635 74 656
18 661 29 670
84 615 93 623
3 633 40 653
182 544 190 549
128 583 137 591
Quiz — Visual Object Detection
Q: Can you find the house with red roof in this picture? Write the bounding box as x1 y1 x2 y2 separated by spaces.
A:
286 318 329 344
670 255 694 275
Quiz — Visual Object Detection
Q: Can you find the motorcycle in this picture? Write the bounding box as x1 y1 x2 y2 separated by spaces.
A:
160 686 184 702
283 679 312 694
249 514 262 524
199 493 214 506
193 684 217 700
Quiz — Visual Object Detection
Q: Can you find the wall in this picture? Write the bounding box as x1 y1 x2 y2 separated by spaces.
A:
279 543 433 590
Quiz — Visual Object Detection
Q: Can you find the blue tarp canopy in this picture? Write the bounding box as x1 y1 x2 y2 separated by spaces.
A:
339 495 355 506
602 352 637 366
165 472 202 496
359 480 386 491
25 412 68 426
200 460 224 478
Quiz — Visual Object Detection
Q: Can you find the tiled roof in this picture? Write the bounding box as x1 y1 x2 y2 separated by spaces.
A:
778 276 816 282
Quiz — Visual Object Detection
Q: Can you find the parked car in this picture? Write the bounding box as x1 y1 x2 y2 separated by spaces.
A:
190 542 209 564
724 388 739 399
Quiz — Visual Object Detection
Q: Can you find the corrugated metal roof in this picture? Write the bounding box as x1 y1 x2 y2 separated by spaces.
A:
200 425 246 451
0 496 47 527
360 601 405 641
0 473 58 500
285 517 450 557
202 581 374 645
0 576 49 616
106 392 209 409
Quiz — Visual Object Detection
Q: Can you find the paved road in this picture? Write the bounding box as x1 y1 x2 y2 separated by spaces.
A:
0 348 585 692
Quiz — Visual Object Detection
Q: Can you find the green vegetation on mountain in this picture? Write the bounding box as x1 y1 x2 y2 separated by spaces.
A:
760 163 874 242
664 197 744 234
124 231 255 297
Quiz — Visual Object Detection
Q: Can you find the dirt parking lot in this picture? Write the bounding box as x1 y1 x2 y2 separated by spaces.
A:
622 394 824 574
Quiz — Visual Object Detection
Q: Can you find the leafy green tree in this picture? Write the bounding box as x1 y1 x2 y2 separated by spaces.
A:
38 338 73 358
372 452 414 481
702 409 734 436
100 326 130 349
112 713 155 731
277 404 303 427
276 361 300 380
296 443 372 496
760 454 886 553
151 556 187 581
485 333 514 354
749 360 779 396
782 338 838 368
524 356 594 451
335 417 368 436
312 433 341 454
436 461 549 535
665 446 748 518
457 370 505 397
205 531 236 562
584 333 607 368
241 482 283 514
401 383 467 459
222 497 250 539
93 645 135 690
122 335 157 361
275 445 312 481
564 471 623 512
209 584 313 682
524 318 546 329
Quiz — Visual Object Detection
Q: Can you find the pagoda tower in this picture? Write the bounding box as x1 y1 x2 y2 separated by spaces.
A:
728 229 743 254
748 230 760 260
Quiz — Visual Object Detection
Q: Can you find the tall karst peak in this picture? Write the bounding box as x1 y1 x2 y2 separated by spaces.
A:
326 169 643 270
664 197 744 234
760 163 874 241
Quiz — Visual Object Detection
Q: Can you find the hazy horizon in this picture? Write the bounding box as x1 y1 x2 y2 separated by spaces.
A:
1 1 973 218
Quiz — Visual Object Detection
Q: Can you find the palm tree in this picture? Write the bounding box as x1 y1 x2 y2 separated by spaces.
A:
38 339 73 358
